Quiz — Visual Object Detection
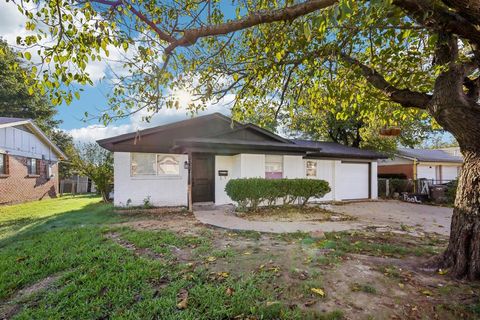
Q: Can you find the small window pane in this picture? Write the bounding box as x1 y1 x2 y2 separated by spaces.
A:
27 158 38 175
131 153 156 176
265 155 283 179
306 160 317 177
0 154 4 174
157 155 180 175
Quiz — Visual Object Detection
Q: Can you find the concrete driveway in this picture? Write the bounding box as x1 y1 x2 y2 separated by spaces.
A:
329 200 453 236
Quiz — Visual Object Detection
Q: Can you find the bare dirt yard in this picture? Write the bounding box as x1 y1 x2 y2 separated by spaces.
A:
115 209 479 320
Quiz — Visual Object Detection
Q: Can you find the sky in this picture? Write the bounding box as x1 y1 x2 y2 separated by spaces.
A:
0 0 233 142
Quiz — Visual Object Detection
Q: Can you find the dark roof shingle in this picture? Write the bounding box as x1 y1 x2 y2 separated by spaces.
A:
397 148 463 163
293 139 387 159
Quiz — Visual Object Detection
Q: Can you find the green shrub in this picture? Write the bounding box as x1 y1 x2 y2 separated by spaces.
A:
225 178 331 211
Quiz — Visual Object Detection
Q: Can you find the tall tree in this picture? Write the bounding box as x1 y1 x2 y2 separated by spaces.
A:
0 40 60 131
10 0 480 279
67 143 113 202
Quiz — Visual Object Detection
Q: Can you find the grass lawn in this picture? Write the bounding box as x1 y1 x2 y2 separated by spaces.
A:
0 196 479 319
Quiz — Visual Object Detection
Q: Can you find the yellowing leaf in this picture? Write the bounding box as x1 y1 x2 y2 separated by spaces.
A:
310 287 326 297
421 290 433 296
438 269 448 275
206 256 217 262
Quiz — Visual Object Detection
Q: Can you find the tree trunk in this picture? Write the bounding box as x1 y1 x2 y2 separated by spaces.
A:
439 150 480 279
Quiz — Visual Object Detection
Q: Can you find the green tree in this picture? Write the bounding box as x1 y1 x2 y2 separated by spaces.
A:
10 0 480 278
67 143 113 202
0 40 60 131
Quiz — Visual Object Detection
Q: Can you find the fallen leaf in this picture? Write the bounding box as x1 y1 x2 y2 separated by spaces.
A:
226 287 234 296
217 272 230 278
206 256 217 262
438 268 448 275
176 289 189 310
266 301 280 307
421 290 433 296
398 283 405 289
243 251 252 255
310 288 326 297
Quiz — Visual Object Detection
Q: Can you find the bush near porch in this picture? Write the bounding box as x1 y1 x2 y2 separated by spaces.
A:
225 178 330 211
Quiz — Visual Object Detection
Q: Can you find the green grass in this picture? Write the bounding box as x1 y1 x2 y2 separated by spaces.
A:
0 196 336 319
0 195 113 241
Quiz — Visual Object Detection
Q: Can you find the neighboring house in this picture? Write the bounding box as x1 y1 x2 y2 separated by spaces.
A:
378 148 463 183
436 146 462 158
0 117 67 204
98 113 385 208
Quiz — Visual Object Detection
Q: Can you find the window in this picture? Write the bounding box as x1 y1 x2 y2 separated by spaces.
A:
131 153 180 176
306 160 317 177
27 158 39 175
0 154 7 175
131 153 157 175
157 155 180 175
265 155 283 179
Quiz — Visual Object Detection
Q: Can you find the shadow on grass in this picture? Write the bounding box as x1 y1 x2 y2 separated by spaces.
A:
0 200 119 248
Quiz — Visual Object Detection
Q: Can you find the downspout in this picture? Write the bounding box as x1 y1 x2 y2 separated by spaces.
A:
413 159 418 193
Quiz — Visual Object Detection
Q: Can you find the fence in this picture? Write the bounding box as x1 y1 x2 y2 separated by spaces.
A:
59 176 96 195
378 178 456 198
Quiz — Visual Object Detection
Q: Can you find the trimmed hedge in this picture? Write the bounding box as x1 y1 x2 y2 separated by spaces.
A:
225 178 331 211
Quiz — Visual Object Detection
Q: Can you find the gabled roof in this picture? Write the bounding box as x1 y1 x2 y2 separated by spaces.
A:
0 117 26 125
0 117 67 159
396 148 463 163
97 112 293 152
97 113 385 160
293 140 387 159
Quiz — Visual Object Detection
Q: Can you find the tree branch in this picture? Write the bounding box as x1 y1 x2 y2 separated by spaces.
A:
339 53 432 109
164 0 338 53
393 0 480 47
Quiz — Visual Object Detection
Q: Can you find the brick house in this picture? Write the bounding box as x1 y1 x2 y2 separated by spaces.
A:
0 117 67 205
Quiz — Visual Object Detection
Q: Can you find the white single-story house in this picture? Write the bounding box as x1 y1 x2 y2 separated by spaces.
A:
97 113 386 208
378 148 463 183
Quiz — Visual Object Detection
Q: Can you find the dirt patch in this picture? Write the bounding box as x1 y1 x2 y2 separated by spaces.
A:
0 274 62 319
105 232 166 260
105 231 194 263
114 206 186 215
114 211 206 236
241 205 355 222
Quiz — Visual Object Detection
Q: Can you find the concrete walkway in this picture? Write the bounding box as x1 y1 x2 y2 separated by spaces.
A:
193 201 453 235
193 205 364 234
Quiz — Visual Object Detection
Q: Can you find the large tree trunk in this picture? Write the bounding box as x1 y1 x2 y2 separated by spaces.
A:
439 150 480 279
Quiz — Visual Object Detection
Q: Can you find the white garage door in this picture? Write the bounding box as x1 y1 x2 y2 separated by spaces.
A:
338 162 370 200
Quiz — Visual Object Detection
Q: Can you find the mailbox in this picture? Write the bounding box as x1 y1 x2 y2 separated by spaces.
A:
218 170 228 176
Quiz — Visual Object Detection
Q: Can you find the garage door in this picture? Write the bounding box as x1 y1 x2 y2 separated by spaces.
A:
338 162 370 200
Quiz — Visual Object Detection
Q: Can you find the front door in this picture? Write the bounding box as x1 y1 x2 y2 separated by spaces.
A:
192 154 214 203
